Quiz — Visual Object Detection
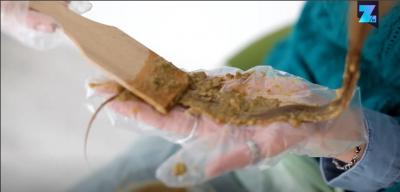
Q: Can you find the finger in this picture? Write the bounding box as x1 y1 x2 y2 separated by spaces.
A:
25 10 58 32
205 144 252 178
195 115 224 137
252 122 311 156
203 133 283 178
25 1 69 32
109 99 197 136
249 76 308 96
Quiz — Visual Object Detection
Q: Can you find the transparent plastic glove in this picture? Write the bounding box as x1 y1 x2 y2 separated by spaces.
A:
1 1 92 49
86 66 367 187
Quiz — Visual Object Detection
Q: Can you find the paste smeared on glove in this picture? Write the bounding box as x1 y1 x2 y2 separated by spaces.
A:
172 162 187 176
179 71 282 125
110 71 285 126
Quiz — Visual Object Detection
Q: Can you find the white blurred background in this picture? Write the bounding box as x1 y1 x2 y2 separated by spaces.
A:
1 1 303 191
85 1 304 70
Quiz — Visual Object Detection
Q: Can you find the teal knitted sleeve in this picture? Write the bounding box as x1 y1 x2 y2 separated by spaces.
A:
264 2 400 122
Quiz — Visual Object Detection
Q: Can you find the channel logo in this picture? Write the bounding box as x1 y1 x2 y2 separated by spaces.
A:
358 1 378 27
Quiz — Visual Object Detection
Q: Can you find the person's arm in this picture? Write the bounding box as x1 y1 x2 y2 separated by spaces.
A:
321 108 400 191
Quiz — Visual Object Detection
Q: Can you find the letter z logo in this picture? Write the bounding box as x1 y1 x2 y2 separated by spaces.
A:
357 1 379 27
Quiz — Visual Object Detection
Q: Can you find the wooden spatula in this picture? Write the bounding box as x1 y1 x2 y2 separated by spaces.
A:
29 1 189 114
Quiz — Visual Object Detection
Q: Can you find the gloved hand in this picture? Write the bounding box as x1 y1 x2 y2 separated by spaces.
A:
86 66 367 187
1 1 92 49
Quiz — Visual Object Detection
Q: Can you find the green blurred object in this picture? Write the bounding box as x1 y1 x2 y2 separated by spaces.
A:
227 26 292 70
386 183 400 192
235 154 340 192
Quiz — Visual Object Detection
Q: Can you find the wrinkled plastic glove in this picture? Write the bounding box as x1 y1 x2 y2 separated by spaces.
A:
1 1 92 50
86 66 367 187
